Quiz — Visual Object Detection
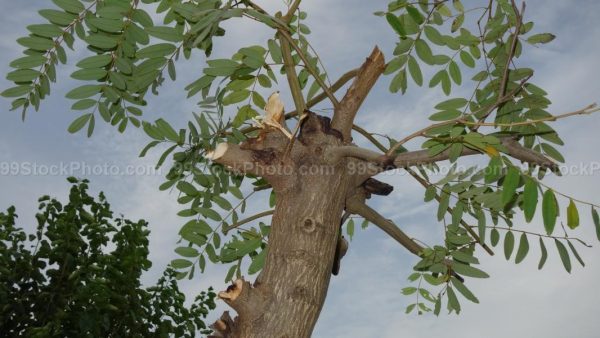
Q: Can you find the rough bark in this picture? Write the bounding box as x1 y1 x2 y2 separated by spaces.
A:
210 112 352 337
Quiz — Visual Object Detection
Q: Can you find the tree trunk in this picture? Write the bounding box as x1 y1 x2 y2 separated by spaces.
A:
212 114 353 337
209 48 386 338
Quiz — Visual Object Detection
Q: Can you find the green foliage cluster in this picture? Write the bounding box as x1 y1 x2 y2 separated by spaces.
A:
0 178 216 337
379 0 599 314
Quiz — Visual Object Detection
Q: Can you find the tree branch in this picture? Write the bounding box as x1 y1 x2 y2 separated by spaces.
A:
346 197 423 256
473 1 526 130
332 47 385 142
327 135 559 175
394 137 557 171
283 0 302 22
223 210 274 234
206 143 280 178
278 31 306 117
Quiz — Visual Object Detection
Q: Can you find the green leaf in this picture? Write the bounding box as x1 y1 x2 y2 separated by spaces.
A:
592 207 600 241
175 246 199 258
155 119 180 143
53 0 85 14
567 241 585 267
503 231 514 260
76 54 113 68
137 43 177 58
541 143 564 163
347 219 355 240
177 181 198 196
523 178 538 222
502 166 520 205
71 99 97 110
87 17 124 33
212 195 233 210
65 85 102 99
248 248 267 274
434 98 467 110
170 258 193 269
389 69 407 94
68 114 92 133
17 36 54 51
6 69 40 82
451 262 489 278
538 237 548 270
267 39 282 63
424 185 437 202
450 276 479 303
71 68 108 81
406 6 424 24
415 39 434 64
196 207 221 221
27 24 63 38
222 90 251 105
437 189 450 221
446 287 461 314
554 240 571 273
9 55 47 69
39 9 77 26
459 50 475 68
85 34 118 49
407 56 423 86
429 110 461 121
566 199 579 229
386 13 406 37
542 189 558 235
139 140 160 157
146 26 183 42
451 13 464 32
448 60 461 85
526 33 555 45
490 228 500 246
1 85 32 97
514 233 529 264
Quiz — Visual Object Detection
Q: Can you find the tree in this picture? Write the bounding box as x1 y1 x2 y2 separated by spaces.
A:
2 0 599 337
0 178 216 337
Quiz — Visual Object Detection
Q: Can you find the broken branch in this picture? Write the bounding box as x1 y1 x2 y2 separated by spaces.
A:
332 47 385 141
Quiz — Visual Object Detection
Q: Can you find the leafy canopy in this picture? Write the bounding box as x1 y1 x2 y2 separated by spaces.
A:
0 178 216 337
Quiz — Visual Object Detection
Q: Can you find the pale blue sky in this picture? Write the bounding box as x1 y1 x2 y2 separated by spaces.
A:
1 1 600 337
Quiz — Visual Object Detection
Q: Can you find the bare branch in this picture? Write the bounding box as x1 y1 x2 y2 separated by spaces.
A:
277 29 339 107
278 31 306 117
392 137 558 171
465 103 599 128
223 210 274 234
207 143 280 178
283 0 302 22
326 145 383 164
328 134 559 175
332 47 385 142
346 197 423 256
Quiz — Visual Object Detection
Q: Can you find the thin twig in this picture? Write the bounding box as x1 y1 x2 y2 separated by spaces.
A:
223 210 275 233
